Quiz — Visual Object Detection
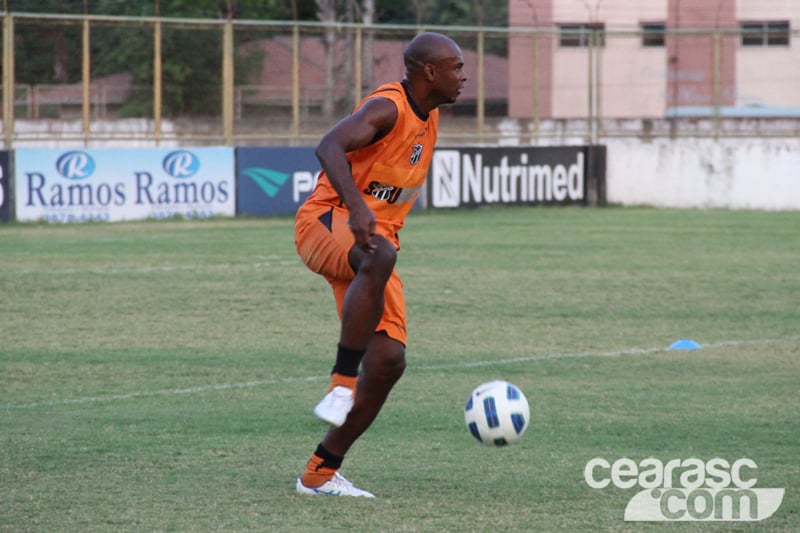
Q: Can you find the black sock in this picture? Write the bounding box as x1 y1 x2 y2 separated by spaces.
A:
314 443 344 470
332 343 365 377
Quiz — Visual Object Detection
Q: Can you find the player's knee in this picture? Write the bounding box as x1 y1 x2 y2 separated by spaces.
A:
381 344 406 383
356 236 396 277
365 341 405 384
371 236 397 267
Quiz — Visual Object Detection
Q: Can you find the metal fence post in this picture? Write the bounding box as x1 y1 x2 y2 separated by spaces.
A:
587 28 594 145
292 24 300 142
355 26 362 106
476 29 485 141
153 17 162 145
82 15 91 146
594 28 602 142
2 13 14 148
531 31 540 144
712 31 721 140
222 19 234 146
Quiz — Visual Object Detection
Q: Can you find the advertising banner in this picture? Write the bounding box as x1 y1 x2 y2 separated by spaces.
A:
0 151 11 222
236 147 320 217
14 148 235 223
427 145 606 208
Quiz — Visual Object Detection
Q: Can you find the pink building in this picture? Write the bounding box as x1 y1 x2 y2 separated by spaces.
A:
508 0 800 118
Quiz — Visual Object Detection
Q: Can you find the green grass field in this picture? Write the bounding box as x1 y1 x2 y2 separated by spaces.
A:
1 207 798 532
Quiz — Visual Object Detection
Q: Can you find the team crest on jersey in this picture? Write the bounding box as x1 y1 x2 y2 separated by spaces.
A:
364 181 421 204
410 144 423 165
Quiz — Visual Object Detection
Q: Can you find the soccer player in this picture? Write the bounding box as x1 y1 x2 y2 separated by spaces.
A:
294 32 466 497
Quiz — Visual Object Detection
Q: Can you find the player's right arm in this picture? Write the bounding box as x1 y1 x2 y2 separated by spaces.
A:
315 97 398 253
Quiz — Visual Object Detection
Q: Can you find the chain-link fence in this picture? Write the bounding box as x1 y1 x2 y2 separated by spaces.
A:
3 12 800 147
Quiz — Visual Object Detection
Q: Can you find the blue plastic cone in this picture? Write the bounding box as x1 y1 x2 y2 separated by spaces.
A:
668 339 702 350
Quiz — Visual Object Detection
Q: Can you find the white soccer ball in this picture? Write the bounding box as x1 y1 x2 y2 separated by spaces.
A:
464 380 530 446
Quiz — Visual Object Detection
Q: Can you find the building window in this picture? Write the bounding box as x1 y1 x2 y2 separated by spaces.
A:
741 21 790 47
559 23 605 48
641 22 666 47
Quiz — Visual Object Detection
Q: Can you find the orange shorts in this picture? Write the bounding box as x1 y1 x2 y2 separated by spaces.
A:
295 203 407 346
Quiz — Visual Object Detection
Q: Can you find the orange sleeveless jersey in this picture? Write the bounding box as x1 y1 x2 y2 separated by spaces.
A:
303 81 439 248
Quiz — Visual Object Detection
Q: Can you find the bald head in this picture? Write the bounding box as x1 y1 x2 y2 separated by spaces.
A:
400 32 465 112
403 32 462 76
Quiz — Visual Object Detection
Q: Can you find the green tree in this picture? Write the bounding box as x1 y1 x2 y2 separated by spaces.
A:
373 0 507 27
6 0 507 118
9 0 85 85
91 0 226 117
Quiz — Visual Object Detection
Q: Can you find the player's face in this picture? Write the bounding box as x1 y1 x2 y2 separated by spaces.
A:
433 51 467 104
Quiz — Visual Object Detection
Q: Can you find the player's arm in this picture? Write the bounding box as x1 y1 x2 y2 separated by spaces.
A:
315 97 398 253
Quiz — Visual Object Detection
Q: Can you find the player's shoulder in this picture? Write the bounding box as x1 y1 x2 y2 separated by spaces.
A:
354 86 401 123
369 82 404 98
361 83 405 109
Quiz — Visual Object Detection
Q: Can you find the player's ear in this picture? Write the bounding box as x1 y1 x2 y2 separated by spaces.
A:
423 62 436 81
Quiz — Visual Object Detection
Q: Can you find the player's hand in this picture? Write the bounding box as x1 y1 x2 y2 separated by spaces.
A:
347 205 377 253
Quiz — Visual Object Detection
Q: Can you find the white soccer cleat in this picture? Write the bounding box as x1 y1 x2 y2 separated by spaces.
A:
313 385 354 427
295 472 375 498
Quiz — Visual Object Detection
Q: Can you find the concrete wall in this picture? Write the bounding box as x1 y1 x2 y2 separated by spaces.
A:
8 119 800 211
605 137 800 210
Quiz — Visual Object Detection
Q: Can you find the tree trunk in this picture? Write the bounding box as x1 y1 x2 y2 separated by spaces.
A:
52 28 69 83
361 0 374 93
342 0 354 112
316 0 338 119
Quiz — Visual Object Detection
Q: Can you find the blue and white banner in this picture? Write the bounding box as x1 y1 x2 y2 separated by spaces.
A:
14 148 235 223
427 145 606 208
236 147 320 217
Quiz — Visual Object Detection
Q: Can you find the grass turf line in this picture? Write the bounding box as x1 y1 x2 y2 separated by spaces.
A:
1 207 799 532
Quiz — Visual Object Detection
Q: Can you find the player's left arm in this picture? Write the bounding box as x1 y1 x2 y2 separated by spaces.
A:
315 97 398 253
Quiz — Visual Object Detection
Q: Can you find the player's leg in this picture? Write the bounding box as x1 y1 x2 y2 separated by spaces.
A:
295 207 359 423
295 207 380 497
298 333 405 495
339 236 396 349
322 332 406 455
323 266 408 453
298 267 408 496
312 235 397 425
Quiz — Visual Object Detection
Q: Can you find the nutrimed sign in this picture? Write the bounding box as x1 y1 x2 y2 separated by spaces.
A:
428 146 606 208
14 148 234 223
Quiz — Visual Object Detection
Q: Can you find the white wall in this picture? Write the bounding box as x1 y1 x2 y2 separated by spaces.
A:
606 137 800 210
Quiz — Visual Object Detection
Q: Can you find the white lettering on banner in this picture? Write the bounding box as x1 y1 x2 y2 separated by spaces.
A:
431 150 585 207
431 150 461 207
293 171 320 203
462 153 484 203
